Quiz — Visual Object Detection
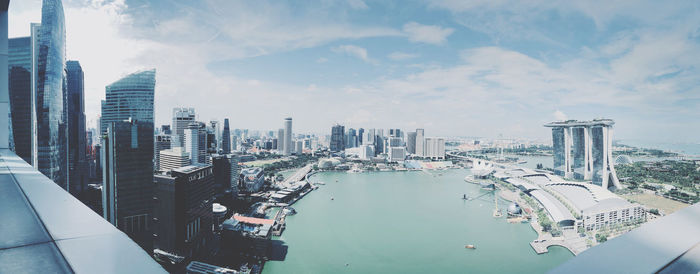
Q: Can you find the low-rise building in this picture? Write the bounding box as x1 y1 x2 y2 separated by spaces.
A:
239 167 265 193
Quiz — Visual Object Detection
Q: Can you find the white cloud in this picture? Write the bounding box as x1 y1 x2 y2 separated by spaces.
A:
402 22 454 45
388 52 419 60
347 0 369 10
332 45 375 63
553 110 567 121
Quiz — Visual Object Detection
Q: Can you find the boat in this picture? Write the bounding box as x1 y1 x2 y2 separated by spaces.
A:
518 160 527 164
331 197 334 200
316 181 326 185
465 244 476 249
462 194 468 200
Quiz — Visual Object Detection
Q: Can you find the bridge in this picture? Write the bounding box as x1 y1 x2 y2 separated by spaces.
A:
278 164 313 189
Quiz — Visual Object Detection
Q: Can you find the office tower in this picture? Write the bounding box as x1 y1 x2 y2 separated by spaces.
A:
221 118 231 154
159 147 190 172
358 128 364 145
284 117 292 155
35 0 67 188
161 125 171 135
102 119 154 252
172 107 195 147
184 123 199 165
229 154 240 195
100 70 155 134
154 134 171 171
406 132 417 154
197 122 208 164
365 128 375 145
359 144 375 160
388 137 402 147
330 124 345 152
295 140 303 155
277 128 284 153
231 135 238 151
154 164 214 259
424 137 445 159
346 128 357 148
8 37 33 164
388 147 407 162
212 155 231 195
544 119 621 189
415 128 425 157
65 60 87 195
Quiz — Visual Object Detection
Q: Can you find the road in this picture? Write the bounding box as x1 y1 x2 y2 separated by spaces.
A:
279 164 313 189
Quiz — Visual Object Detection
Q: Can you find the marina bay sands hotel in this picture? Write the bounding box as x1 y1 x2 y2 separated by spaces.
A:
544 119 621 190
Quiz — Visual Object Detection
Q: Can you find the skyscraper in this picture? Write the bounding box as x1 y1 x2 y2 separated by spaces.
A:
65 60 87 195
8 36 33 164
415 128 425 157
184 123 199 165
171 107 195 148
102 119 154 252
35 0 67 188
100 69 156 134
358 128 364 145
154 134 171 171
544 119 621 189
406 132 417 154
284 117 292 155
221 118 231 154
277 128 284 153
330 124 345 152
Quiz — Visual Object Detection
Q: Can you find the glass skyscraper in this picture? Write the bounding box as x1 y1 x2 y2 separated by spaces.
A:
8 37 33 164
100 69 156 134
221 118 231 154
36 0 67 188
330 124 345 152
66 60 87 195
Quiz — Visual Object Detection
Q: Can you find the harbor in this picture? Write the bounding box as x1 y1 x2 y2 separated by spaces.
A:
263 169 573 273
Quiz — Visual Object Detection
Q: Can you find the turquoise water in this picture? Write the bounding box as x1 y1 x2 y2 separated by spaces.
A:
263 169 573 274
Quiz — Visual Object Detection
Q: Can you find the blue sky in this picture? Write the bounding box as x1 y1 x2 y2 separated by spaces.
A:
8 0 700 142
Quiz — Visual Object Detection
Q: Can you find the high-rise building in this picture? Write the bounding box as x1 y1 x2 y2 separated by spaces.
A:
8 36 33 164
544 119 621 189
284 117 293 155
330 124 345 152
184 123 199 165
171 107 195 147
415 128 425 157
154 134 171 171
100 70 156 134
196 122 208 164
65 60 87 195
35 0 67 188
295 140 303 155
358 128 364 145
406 132 417 154
221 118 231 154
159 147 190 172
154 164 214 259
102 119 154 252
277 128 284 153
424 137 445 159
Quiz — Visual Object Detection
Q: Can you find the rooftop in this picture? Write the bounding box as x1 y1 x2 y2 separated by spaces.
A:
544 119 615 127
0 149 165 273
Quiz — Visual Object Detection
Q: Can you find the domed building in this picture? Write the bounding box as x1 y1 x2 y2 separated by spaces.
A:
507 202 522 216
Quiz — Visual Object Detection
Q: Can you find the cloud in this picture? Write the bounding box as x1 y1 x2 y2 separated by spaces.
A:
332 44 375 63
402 22 454 45
347 0 369 10
388 51 419 60
553 110 567 121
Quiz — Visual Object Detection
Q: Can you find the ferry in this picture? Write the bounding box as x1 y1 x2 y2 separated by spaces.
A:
465 244 476 249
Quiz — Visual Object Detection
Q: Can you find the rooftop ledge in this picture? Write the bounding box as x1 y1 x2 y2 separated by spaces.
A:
0 149 165 273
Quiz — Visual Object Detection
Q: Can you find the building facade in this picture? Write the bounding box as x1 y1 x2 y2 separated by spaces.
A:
154 164 215 259
65 60 87 195
100 70 155 134
284 117 292 155
8 37 33 164
35 0 67 188
159 147 190 172
154 134 172 171
415 128 425 157
221 118 231 154
102 119 154 252
330 124 345 152
171 107 195 148
239 167 264 193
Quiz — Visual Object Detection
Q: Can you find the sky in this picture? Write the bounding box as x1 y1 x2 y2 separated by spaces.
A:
8 0 700 142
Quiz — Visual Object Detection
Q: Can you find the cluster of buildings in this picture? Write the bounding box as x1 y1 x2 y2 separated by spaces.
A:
330 125 445 162
7 0 90 197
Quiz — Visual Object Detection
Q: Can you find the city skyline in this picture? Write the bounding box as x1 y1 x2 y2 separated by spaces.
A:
7 0 700 142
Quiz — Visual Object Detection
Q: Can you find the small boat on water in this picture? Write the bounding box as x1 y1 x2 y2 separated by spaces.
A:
465 244 476 249
330 196 334 201
462 194 468 200
316 181 326 185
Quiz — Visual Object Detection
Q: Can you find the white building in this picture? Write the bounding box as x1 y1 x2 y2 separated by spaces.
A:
424 137 445 159
284 118 292 155
184 123 199 165
415 129 425 156
159 147 190 172
359 144 375 160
